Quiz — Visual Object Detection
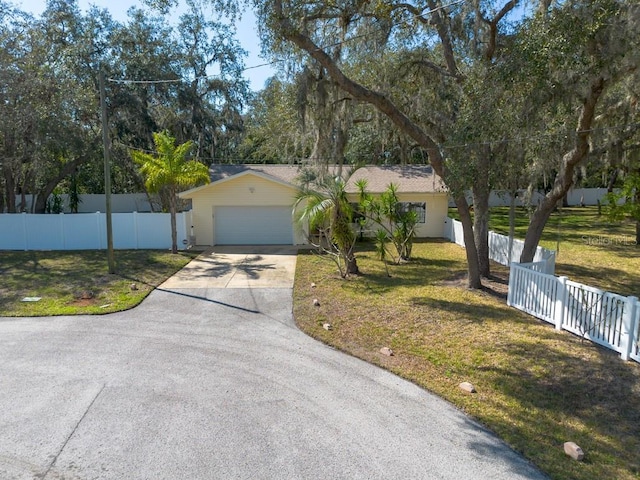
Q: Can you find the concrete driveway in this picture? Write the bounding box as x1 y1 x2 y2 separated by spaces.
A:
159 246 298 290
0 247 548 480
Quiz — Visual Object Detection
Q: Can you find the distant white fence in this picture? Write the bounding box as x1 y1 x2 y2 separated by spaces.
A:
508 262 640 363
447 188 621 208
444 217 556 274
0 211 192 251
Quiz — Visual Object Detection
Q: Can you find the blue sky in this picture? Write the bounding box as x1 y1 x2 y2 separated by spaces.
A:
17 0 276 90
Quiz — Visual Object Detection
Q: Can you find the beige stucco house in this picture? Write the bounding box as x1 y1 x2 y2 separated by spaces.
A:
178 164 449 247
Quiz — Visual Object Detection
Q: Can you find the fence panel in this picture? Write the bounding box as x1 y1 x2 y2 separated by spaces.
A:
509 264 639 364
62 213 103 249
448 218 556 274
0 212 187 251
508 263 558 324
25 214 64 250
0 214 26 249
563 280 627 353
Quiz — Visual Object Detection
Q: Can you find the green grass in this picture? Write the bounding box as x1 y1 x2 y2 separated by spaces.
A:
293 241 640 480
0 250 196 316
450 206 640 296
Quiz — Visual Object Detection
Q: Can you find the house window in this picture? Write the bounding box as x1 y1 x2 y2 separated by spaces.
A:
397 202 426 223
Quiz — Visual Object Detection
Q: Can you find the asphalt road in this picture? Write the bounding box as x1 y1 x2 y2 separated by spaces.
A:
0 249 548 480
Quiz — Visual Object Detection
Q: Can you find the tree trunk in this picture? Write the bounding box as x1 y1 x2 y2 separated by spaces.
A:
454 194 482 289
636 187 640 246
169 189 178 254
33 158 85 213
472 149 491 277
520 76 606 263
346 256 359 275
508 192 516 264
3 166 17 213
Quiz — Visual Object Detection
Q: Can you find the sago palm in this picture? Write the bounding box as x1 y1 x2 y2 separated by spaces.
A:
294 174 359 277
132 131 210 253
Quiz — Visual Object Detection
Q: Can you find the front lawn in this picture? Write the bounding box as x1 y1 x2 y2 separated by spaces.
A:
0 250 196 316
293 241 640 480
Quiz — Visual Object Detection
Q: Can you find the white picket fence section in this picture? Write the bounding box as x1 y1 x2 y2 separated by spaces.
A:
444 217 556 274
0 211 192 251
508 262 640 363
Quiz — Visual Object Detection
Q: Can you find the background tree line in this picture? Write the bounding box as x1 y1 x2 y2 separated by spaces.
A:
1 0 639 288
0 0 248 213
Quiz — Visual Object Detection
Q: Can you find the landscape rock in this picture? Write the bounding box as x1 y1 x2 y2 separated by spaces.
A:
130 283 138 291
459 382 476 394
313 298 320 306
563 442 585 461
323 323 332 331
311 282 316 288
380 347 394 356
80 291 94 300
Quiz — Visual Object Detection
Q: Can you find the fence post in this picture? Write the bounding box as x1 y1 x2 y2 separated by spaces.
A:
22 212 28 251
133 211 139 249
59 212 65 249
507 263 517 307
620 296 638 361
554 276 568 331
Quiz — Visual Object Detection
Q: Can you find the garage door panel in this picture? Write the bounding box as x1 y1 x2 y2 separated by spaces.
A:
215 206 293 245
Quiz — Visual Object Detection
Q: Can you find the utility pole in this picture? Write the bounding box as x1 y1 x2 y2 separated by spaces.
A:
99 69 115 274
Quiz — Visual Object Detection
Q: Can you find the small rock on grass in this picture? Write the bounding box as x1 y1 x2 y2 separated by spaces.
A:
313 298 320 306
323 323 332 331
380 347 394 356
563 442 585 461
459 382 476 393
311 282 316 288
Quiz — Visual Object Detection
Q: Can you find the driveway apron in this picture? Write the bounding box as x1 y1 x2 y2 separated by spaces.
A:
0 247 548 480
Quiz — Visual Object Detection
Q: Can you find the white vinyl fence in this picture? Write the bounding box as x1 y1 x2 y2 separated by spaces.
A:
444 217 556 274
0 211 192 251
447 188 621 208
508 262 640 363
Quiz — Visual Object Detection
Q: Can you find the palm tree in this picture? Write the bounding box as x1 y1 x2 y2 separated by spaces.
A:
132 131 210 253
294 174 359 277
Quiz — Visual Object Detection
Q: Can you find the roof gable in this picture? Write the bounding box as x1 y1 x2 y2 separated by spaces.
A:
179 168 298 198
209 164 303 185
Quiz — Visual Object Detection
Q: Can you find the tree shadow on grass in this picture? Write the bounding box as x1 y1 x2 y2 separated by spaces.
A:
555 262 640 297
409 296 531 325
469 335 640 479
355 258 463 293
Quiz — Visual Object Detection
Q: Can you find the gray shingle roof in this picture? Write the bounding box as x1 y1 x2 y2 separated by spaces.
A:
344 165 446 193
208 164 304 185
208 164 447 193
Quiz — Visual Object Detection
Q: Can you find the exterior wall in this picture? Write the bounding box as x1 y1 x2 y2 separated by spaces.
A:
187 174 306 246
346 192 449 238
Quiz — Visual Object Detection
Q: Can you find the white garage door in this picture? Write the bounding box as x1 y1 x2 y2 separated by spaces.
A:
215 206 293 245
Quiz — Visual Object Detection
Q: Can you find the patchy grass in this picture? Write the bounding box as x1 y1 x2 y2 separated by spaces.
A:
293 241 640 480
450 206 640 296
0 250 196 316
